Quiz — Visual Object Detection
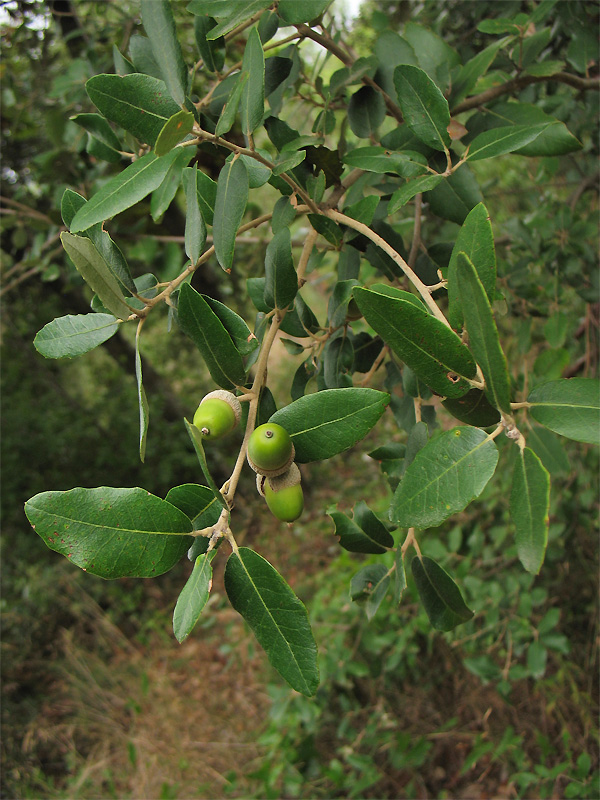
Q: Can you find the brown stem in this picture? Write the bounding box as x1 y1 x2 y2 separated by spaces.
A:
451 72 600 115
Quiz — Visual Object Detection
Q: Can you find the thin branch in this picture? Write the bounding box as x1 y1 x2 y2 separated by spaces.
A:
324 209 451 327
451 72 600 115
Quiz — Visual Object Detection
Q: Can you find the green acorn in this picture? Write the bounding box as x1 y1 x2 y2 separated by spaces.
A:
247 422 295 477
263 463 304 523
193 390 241 440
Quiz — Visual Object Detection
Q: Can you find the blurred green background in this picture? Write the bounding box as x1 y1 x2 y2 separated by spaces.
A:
1 1 598 798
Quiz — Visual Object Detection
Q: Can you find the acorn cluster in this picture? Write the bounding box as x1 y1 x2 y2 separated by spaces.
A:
193 393 303 523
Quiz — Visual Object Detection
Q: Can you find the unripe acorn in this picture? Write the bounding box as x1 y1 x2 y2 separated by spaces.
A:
264 463 304 523
247 422 295 477
193 390 241 440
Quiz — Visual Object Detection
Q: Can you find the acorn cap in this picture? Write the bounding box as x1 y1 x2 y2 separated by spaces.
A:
200 390 242 424
266 462 302 493
247 442 296 478
256 473 266 497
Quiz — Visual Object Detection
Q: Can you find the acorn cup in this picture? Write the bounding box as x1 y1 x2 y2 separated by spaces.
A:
247 422 295 478
193 390 241 440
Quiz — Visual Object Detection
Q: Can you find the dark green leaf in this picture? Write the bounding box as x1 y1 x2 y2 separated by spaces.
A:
224 547 319 696
412 556 473 631
447 202 496 330
526 425 570 475
388 175 444 214
241 26 265 136
307 214 343 247
86 73 181 146
392 548 407 604
394 65 451 151
450 37 510 105
215 71 248 137
455 252 512 413
34 313 119 359
154 109 194 156
177 283 246 388
264 227 298 311
213 158 249 271
70 150 180 232
24 487 192 579
165 484 222 530
183 164 207 265
329 509 388 554
195 169 218 226
71 112 123 155
323 337 353 388
342 146 427 176
202 295 258 357
348 86 386 139
173 551 216 642
425 163 483 225
442 389 501 428
467 124 549 161
270 388 390 463
527 378 600 444
194 15 225 73
510 447 550 574
151 147 195 221
391 426 499 527
140 0 188 105
60 233 132 319
277 0 332 23
353 287 476 398
327 279 360 329
350 564 390 620
206 1 272 39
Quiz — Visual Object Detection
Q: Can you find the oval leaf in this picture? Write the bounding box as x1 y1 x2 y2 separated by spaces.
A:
350 564 390 620
348 86 386 139
394 64 451 151
140 0 188 105
264 227 298 311
165 484 222 531
70 150 180 232
224 547 319 696
391 426 499 527
447 203 496 330
24 487 192 579
86 73 181 146
455 252 512 413
173 551 216 642
411 556 474 631
442 389 501 428
60 233 132 319
34 313 119 359
353 286 476 398
467 124 549 161
177 283 246 389
183 163 207 264
155 109 194 156
213 158 249 271
329 501 394 554
241 26 265 136
527 378 600 444
510 447 550 575
270 388 390 463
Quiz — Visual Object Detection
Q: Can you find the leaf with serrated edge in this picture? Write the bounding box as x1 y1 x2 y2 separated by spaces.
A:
527 378 600 445
412 556 473 631
24 487 192 579
510 447 550 574
391 426 499 528
270 388 390 463
61 233 132 319
173 551 216 642
224 547 319 696
455 252 511 413
34 313 119 359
